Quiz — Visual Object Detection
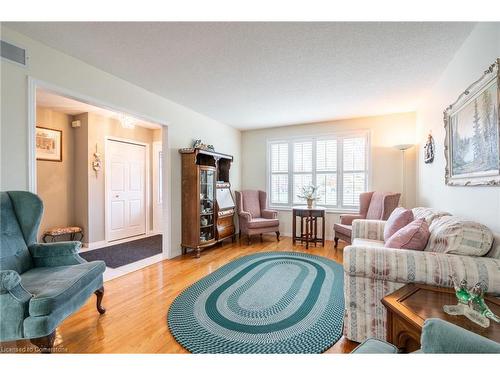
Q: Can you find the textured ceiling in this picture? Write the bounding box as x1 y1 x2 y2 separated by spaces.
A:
7 22 475 129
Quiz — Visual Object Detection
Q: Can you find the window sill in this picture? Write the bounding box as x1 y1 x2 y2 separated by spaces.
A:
269 206 359 215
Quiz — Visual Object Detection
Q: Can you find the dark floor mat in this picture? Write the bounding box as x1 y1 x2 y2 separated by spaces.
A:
80 235 162 268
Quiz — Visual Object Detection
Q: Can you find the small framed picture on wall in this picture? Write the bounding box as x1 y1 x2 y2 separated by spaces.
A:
36 126 62 162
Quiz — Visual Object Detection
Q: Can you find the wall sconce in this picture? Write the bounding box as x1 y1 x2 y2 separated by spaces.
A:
92 144 102 178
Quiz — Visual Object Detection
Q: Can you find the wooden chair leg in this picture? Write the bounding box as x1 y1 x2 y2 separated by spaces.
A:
276 231 280 241
260 233 263 242
247 235 251 245
334 237 339 248
30 331 56 353
95 287 106 314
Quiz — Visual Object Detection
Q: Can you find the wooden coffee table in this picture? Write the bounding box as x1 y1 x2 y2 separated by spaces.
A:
382 283 500 353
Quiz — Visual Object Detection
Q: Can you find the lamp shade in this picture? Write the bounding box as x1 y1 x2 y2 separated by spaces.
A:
393 144 414 151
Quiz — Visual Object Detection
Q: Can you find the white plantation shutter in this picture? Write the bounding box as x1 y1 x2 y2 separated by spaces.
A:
316 140 337 171
271 174 288 204
342 137 367 207
343 137 365 171
342 172 365 206
270 142 289 205
293 142 312 172
293 174 312 203
316 173 337 205
267 132 368 209
271 143 288 173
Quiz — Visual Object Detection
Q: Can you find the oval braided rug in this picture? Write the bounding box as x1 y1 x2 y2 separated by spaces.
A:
167 251 344 353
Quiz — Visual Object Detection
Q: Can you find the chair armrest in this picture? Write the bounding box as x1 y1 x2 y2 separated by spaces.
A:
29 242 86 267
0 270 32 302
261 209 278 219
343 245 500 293
351 219 386 241
238 210 252 222
340 214 363 225
421 318 500 353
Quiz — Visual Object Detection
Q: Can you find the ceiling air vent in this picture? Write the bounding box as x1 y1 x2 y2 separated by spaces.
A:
1 40 27 67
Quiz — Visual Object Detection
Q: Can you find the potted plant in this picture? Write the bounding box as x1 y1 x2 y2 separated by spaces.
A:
297 185 319 208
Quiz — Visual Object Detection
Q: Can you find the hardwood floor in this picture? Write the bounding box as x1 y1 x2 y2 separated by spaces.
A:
1 236 358 354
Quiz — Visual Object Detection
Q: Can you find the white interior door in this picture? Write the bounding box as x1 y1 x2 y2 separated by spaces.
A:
152 141 163 233
106 139 146 241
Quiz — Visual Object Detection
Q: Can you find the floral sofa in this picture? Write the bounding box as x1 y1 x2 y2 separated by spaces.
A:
343 207 500 343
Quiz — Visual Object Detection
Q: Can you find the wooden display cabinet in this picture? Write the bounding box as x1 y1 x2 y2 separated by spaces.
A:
179 148 235 257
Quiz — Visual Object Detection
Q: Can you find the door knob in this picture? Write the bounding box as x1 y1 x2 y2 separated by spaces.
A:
115 195 119 198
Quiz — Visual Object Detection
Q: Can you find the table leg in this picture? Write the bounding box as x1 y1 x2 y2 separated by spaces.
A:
314 217 317 247
305 216 309 249
322 214 325 247
292 210 296 245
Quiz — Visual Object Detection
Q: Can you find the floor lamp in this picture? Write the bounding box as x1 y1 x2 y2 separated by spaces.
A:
393 144 413 207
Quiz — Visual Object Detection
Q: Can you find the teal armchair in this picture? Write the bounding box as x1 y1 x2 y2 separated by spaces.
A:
352 318 500 353
0 191 106 352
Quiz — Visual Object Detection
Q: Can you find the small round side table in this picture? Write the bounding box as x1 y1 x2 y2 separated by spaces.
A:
292 206 326 249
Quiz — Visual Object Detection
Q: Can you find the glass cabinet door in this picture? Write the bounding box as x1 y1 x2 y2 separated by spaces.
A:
199 168 215 243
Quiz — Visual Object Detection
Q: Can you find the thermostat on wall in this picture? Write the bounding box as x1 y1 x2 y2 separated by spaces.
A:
71 120 81 128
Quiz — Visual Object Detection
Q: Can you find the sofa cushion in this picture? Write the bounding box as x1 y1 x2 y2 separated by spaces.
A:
21 261 106 317
425 216 493 256
412 207 451 225
246 217 279 229
384 207 414 241
334 223 352 237
385 218 430 251
352 238 385 248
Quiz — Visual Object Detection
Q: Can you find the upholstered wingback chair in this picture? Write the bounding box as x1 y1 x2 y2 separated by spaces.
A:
352 318 500 353
333 191 400 247
0 191 106 352
235 190 280 245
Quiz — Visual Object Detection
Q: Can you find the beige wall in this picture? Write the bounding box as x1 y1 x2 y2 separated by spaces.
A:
1 26 241 258
36 107 75 238
416 23 500 232
241 112 417 239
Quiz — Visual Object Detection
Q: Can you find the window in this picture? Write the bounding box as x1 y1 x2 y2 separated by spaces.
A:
268 132 369 210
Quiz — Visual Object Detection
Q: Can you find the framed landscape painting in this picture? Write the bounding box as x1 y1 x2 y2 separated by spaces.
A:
444 59 500 186
36 126 62 162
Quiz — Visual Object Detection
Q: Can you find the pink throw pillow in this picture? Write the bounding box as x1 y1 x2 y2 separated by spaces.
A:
384 207 414 241
385 218 430 251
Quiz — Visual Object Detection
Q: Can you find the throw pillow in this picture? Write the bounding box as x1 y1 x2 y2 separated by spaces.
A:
425 216 493 256
384 207 414 241
385 218 430 250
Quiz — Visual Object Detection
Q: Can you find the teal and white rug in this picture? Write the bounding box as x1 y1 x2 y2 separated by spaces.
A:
167 251 344 353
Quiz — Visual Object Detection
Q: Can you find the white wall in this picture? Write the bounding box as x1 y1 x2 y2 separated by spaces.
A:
416 23 500 232
0 26 241 258
241 112 417 239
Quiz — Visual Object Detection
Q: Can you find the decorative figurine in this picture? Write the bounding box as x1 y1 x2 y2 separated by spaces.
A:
192 139 215 151
424 133 435 164
444 275 499 328
468 283 500 324
92 144 102 177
